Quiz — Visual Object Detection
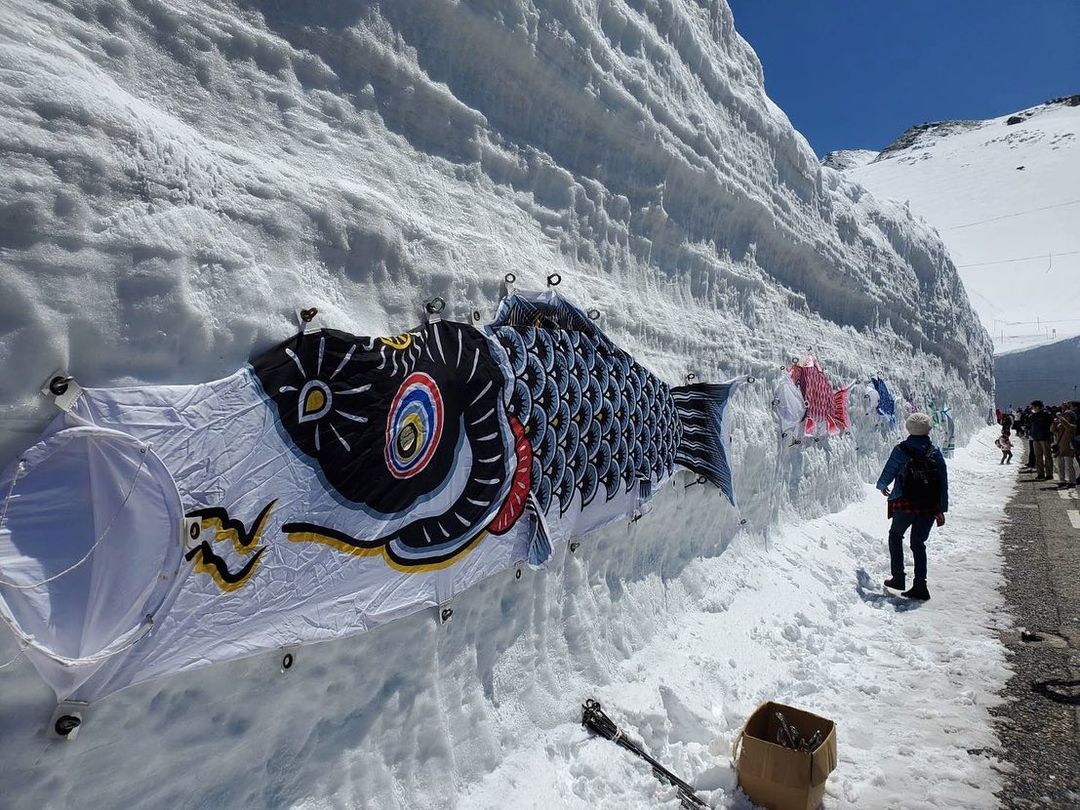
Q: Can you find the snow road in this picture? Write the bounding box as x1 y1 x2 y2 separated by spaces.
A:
454 427 1014 810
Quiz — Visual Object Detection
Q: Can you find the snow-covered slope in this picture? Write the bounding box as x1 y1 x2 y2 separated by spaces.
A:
847 96 1080 354
0 1 993 807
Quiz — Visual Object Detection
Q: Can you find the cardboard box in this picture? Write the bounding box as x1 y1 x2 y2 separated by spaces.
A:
734 701 837 810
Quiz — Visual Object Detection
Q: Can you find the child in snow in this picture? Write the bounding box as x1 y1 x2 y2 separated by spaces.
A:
875 413 948 601
995 434 1012 465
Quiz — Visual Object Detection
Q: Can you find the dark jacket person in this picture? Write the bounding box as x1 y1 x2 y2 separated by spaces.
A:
875 413 948 601
1028 401 1054 480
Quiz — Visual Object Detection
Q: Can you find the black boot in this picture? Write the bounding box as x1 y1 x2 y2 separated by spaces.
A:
902 581 930 601
883 576 905 591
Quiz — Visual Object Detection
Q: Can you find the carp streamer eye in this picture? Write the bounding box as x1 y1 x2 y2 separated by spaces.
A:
386 372 444 479
298 380 332 423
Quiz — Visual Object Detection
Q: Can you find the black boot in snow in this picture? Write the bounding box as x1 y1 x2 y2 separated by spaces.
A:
902 581 931 601
883 576 906 591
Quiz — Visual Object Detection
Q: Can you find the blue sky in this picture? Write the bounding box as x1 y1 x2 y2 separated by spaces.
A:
727 1 1080 156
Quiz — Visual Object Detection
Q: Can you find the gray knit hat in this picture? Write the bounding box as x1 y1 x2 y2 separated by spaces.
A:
905 412 933 436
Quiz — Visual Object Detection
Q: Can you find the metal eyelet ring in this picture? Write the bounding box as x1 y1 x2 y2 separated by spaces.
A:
425 297 446 314
546 272 561 287
686 373 696 383
739 518 748 525
747 376 756 383
472 310 481 322
504 272 516 284
49 375 73 396
515 568 522 579
441 607 453 622
569 541 580 553
189 522 201 541
300 307 318 323
587 308 600 320
54 716 81 736
281 652 294 670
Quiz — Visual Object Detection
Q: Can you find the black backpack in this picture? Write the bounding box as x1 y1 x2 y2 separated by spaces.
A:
898 443 942 511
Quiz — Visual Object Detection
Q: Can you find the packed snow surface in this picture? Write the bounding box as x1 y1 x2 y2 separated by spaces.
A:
0 0 996 807
848 97 1080 353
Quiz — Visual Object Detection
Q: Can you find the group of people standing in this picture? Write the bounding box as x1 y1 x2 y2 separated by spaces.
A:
997 401 1080 487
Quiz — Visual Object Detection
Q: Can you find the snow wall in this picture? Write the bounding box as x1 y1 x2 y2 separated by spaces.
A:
995 334 1080 410
0 1 992 806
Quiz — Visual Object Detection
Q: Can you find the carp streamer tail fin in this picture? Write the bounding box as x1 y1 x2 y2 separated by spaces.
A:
833 384 853 435
524 492 552 567
671 380 739 507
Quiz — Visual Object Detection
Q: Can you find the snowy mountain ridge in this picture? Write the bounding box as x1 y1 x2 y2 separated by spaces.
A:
0 2 993 807
820 148 877 171
874 95 1080 162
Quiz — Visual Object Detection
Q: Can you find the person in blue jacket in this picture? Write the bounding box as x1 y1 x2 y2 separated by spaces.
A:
876 413 948 601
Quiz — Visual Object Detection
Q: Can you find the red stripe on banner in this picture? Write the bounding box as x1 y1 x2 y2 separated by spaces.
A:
488 415 532 535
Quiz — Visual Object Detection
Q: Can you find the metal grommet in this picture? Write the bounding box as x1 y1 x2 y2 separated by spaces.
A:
569 541 580 553
472 310 481 322
504 272 516 284
54 715 81 737
189 522 201 541
300 307 318 323
281 652 294 670
686 373 696 383
587 308 600 320
546 272 561 287
425 297 446 314
791 356 800 365
747 376 756 383
739 518 748 525
515 568 522 579
48 375 72 396
440 607 453 622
